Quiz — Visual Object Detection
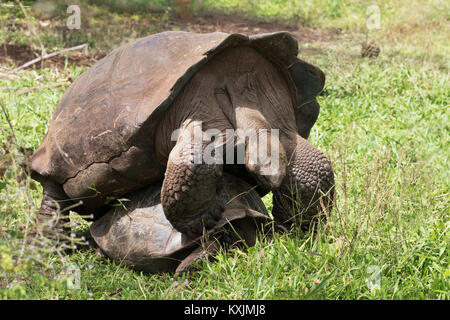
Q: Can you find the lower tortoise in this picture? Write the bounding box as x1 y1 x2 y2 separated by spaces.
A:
91 173 269 275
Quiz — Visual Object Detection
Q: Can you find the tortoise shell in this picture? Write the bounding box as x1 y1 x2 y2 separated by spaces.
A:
90 173 269 274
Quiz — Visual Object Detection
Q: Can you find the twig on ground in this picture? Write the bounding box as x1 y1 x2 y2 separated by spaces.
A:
0 44 89 78
16 82 70 95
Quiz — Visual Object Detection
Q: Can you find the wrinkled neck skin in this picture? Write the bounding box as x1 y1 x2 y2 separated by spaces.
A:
155 45 298 164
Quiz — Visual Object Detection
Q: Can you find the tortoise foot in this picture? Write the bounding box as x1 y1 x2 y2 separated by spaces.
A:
161 130 224 238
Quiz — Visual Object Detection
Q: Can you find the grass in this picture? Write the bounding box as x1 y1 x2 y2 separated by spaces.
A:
0 0 449 299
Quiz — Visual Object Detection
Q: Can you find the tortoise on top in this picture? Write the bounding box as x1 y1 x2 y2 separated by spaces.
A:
31 31 334 238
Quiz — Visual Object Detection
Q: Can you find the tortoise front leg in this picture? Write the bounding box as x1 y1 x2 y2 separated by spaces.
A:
35 180 71 238
161 124 223 239
272 134 335 231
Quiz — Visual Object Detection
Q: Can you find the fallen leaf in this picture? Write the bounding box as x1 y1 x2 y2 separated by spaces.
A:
107 288 121 297
258 248 265 258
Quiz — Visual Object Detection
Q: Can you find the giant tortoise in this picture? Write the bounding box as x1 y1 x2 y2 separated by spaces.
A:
90 173 269 275
30 31 334 238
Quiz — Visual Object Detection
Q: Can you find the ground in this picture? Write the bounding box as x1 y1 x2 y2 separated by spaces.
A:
0 0 449 299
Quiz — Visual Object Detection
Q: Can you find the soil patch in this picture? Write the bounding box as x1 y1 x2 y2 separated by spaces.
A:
171 14 335 43
1 13 335 70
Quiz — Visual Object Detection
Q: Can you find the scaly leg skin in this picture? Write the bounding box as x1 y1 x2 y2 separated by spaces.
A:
272 134 335 232
161 125 224 239
174 240 219 277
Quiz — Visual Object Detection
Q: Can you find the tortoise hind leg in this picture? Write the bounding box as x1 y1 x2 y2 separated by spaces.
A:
175 240 219 277
174 207 269 277
161 123 223 239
